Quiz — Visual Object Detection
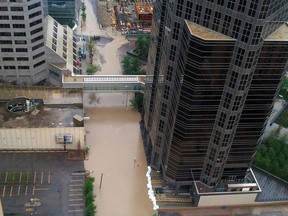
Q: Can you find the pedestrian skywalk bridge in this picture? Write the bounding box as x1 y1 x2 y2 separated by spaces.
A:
62 74 158 93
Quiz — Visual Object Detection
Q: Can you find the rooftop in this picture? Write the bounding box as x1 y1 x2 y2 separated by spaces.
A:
0 103 83 128
266 24 288 41
0 84 82 104
185 20 235 41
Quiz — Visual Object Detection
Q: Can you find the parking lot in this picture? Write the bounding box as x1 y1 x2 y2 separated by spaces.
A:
0 153 85 216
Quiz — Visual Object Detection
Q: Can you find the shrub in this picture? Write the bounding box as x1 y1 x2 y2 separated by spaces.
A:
85 203 96 216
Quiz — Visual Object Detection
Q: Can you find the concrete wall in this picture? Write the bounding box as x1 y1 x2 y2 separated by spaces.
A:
198 193 257 207
0 127 85 150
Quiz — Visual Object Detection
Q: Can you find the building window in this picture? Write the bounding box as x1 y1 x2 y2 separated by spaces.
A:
14 32 26 37
12 15 24 20
0 15 9 20
222 134 230 147
0 32 11 36
28 2 41 10
1 48 13 52
163 85 170 100
235 47 245 67
160 103 167 117
229 71 238 89
195 4 202 22
17 57 29 61
238 0 247 13
212 167 220 178
156 135 162 148
0 7 8 11
172 22 180 40
176 0 183 17
29 10 41 19
232 19 242 38
13 24 25 28
248 1 257 17
223 92 232 109
31 35 43 43
232 96 242 111
213 130 221 146
217 0 224 6
204 163 212 175
218 112 226 128
33 59 45 68
15 40 27 44
4 66 16 69
11 6 23 11
18 66 29 69
16 48 27 52
185 1 193 19
49 70 60 81
0 24 10 28
32 42 44 51
30 19 42 27
30 27 43 35
252 25 262 45
169 45 176 61
245 51 255 68
203 8 212 28
209 148 216 161
166 65 173 82
158 119 164 133
241 22 252 43
212 11 221 31
222 15 231 35
0 40 12 44
227 115 236 130
238 74 249 91
3 57 14 61
33 51 45 59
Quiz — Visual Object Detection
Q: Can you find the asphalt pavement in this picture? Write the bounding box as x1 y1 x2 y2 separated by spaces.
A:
0 153 85 216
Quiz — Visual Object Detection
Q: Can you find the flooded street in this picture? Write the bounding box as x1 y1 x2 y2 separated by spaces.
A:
84 102 153 216
77 0 154 215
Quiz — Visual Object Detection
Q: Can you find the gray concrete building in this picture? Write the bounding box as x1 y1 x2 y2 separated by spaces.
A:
0 1 77 85
0 0 47 84
143 0 288 203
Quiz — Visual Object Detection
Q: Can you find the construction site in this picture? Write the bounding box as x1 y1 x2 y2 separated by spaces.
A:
98 0 153 34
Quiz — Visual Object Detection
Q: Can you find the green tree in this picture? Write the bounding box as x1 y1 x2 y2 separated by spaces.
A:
87 65 101 75
253 134 288 181
121 56 145 75
81 13 86 23
87 37 97 64
130 93 143 110
278 76 288 100
134 36 150 58
81 2 86 12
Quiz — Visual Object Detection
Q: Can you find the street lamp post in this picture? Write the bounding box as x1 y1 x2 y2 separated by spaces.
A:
125 85 128 110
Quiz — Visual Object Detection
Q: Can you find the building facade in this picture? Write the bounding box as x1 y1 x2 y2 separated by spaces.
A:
0 0 77 85
47 0 76 28
144 0 288 190
0 0 47 84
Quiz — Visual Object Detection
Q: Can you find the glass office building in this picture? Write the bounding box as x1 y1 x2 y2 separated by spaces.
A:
143 0 288 190
47 0 76 28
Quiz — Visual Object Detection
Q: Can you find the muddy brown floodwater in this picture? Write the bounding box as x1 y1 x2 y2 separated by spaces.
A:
84 93 154 216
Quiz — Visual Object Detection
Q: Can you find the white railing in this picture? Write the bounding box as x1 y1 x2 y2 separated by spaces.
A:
83 75 143 83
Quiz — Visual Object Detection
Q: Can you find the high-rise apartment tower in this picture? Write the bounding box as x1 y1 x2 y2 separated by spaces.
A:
144 0 288 189
0 0 47 84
